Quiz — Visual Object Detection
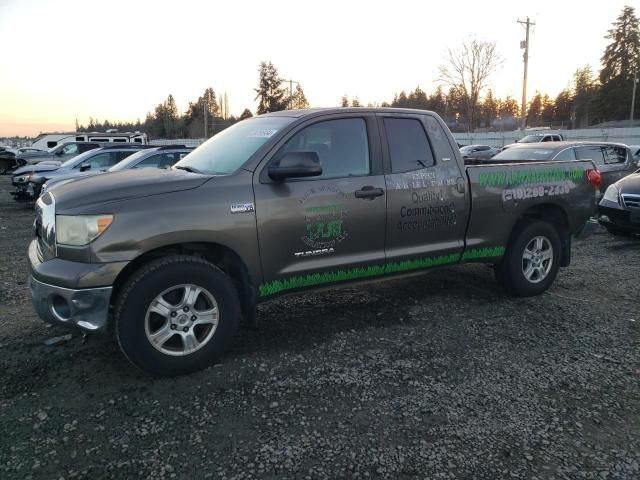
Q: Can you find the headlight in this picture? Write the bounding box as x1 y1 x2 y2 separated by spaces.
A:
56 215 113 246
602 184 620 204
14 174 28 183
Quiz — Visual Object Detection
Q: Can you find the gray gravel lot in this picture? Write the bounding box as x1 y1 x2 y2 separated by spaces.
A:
0 175 639 479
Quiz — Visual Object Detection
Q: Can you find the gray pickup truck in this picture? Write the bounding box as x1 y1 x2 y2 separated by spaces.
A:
29 108 600 376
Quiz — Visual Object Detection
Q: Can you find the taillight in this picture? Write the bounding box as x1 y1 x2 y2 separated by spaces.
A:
586 169 601 190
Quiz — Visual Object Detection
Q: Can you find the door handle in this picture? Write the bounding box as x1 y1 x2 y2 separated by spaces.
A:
456 177 466 194
355 186 384 199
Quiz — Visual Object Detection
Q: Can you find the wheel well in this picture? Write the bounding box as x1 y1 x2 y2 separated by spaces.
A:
111 242 255 316
514 204 571 267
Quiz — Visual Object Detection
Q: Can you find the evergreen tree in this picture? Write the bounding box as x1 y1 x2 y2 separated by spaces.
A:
527 92 543 126
480 89 499 128
407 86 429 109
239 108 253 120
255 61 287 114
498 96 520 119
340 95 349 107
540 94 555 124
554 89 574 124
599 6 640 120
427 86 447 117
291 84 309 109
351 97 361 107
573 66 598 127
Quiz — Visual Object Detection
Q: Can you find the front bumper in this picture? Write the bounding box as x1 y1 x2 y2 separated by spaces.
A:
598 204 640 234
28 239 129 332
29 276 112 331
11 183 36 202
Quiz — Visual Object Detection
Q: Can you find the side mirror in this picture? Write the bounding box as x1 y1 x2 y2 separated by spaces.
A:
79 163 91 172
268 151 322 181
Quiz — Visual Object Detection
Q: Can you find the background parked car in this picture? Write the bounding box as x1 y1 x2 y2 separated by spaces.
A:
628 144 640 167
40 145 193 195
487 141 635 194
0 146 17 174
598 172 640 236
500 133 566 152
15 142 102 167
26 144 151 199
12 145 147 201
459 144 499 161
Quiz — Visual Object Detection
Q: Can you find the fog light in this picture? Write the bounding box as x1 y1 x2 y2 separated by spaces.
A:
51 295 71 321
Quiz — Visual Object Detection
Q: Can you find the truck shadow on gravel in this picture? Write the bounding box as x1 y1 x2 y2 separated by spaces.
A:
2 265 507 394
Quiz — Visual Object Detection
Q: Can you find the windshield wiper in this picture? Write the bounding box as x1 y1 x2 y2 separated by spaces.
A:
174 165 204 174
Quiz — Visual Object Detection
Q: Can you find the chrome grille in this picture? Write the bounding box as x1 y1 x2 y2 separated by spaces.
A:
622 194 640 209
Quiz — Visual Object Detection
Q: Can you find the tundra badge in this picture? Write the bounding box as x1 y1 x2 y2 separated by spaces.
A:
230 203 255 214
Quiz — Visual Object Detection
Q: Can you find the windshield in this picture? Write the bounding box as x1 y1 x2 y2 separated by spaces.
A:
519 135 545 143
175 117 294 174
59 148 100 168
492 147 555 161
108 149 154 171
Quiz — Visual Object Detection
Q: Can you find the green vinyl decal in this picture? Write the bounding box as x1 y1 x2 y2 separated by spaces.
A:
478 168 583 188
258 246 506 297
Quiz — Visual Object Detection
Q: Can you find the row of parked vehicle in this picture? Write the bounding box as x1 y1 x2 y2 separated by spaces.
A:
10 144 193 201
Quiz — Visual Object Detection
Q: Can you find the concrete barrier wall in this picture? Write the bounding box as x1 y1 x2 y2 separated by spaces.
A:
452 128 640 148
150 138 205 147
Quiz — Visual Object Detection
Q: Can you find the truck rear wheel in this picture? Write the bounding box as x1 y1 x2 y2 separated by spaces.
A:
115 256 240 376
495 219 561 297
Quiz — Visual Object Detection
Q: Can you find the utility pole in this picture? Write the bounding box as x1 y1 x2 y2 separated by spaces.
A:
203 97 208 139
518 17 535 131
283 79 299 109
631 70 638 122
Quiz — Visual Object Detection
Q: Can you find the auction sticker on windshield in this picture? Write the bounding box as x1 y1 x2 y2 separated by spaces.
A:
248 129 277 138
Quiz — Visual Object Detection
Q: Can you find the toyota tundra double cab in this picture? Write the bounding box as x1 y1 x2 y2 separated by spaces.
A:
29 108 600 376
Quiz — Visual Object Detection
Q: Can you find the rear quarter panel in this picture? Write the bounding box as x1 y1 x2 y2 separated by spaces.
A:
465 161 596 254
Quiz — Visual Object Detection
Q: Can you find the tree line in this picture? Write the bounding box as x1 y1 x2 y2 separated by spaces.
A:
77 60 310 139
77 6 639 138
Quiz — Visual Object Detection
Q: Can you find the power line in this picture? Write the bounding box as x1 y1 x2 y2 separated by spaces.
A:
518 17 535 131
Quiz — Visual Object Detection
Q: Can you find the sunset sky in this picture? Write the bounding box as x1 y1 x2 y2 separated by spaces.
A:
0 0 633 137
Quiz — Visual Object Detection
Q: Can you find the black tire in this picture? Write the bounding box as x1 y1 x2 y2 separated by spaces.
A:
115 255 240 376
605 225 631 237
495 219 562 297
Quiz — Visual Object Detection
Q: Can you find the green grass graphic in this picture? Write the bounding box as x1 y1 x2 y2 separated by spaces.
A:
259 246 505 297
478 168 583 187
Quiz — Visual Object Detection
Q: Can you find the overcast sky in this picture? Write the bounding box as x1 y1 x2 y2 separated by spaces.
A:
0 0 634 136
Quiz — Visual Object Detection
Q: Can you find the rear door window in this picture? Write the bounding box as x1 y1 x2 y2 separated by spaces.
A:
384 118 434 173
85 152 115 169
552 148 576 161
603 146 627 164
61 144 79 155
575 146 605 166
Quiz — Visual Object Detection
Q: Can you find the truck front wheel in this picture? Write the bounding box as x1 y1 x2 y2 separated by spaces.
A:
115 256 240 376
495 219 561 297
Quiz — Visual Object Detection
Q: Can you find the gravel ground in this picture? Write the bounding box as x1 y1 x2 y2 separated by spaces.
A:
0 174 639 479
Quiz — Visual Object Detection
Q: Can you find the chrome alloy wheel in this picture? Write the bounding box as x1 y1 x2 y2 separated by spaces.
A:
144 284 219 356
522 236 553 284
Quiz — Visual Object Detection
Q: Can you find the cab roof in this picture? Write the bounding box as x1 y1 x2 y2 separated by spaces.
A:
260 107 438 118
